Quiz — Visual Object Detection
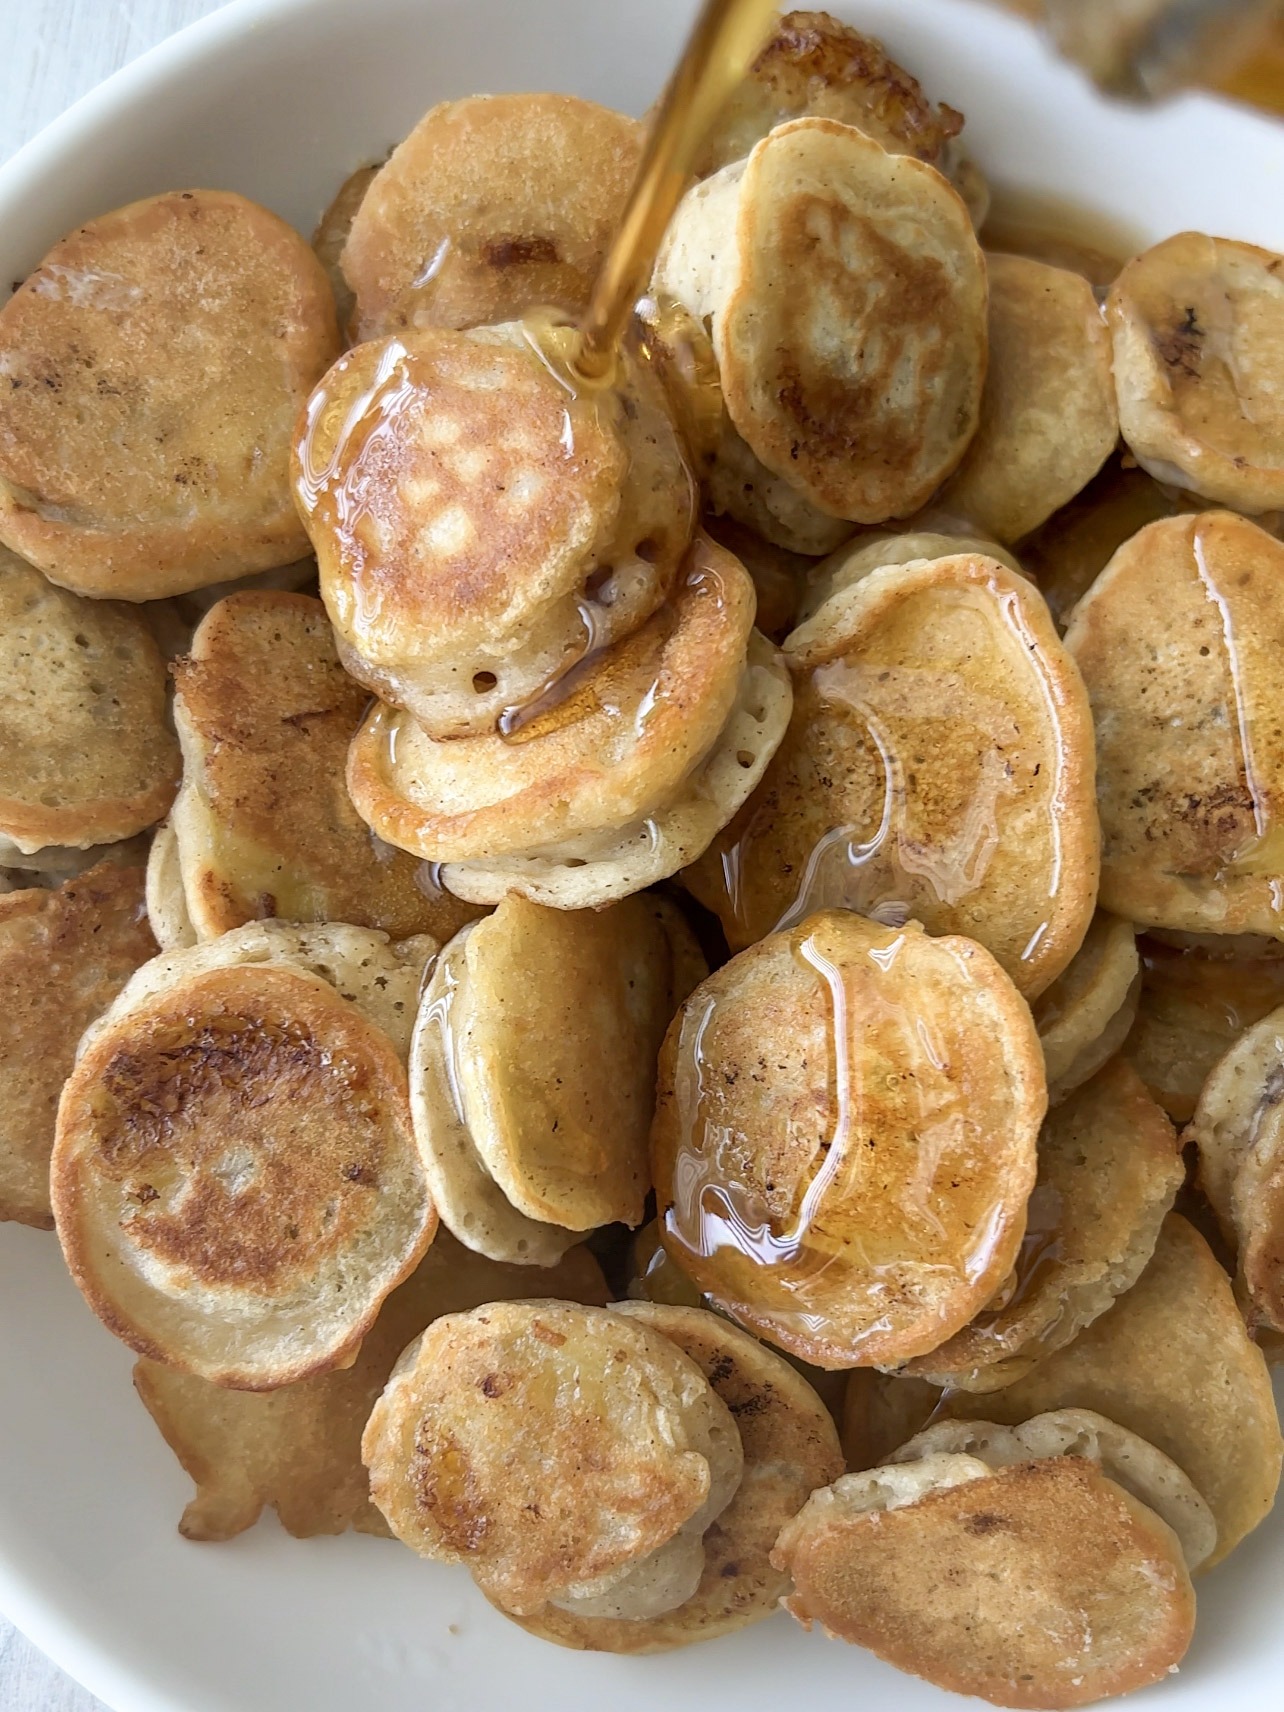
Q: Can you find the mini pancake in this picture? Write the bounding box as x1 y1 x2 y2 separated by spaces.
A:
312 162 381 337
895 1060 1181 1392
940 1214 1284 1565
0 191 340 599
0 548 179 852
686 554 1099 1000
1189 1004 1284 1335
341 94 643 339
1108 231 1284 512
701 513 808 641
772 1453 1195 1711
841 1369 944 1471
504 1302 844 1652
172 591 483 943
133 1232 606 1542
651 911 1045 1369
1033 913 1140 1100
52 933 438 1387
1064 511 1284 938
798 527 1025 625
361 1300 742 1619
145 824 196 951
294 320 693 738
0 862 155 1228
937 253 1118 543
655 117 987 527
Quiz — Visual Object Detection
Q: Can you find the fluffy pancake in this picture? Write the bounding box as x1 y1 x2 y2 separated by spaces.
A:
0 862 155 1228
1033 912 1140 1100
294 320 693 738
504 1301 843 1651
686 553 1099 1000
52 933 437 1387
341 94 643 339
0 191 340 599
772 1453 1195 1710
144 823 195 951
133 1232 606 1542
0 548 179 852
895 1061 1180 1392
652 911 1045 1369
1064 511 1284 937
940 1214 1283 1565
1108 231 1284 512
937 253 1118 542
362 1300 742 1618
798 527 1024 625
172 591 483 942
655 118 987 527
312 162 381 337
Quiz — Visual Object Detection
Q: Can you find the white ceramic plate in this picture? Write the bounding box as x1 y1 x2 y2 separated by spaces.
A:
1 1 1282 1707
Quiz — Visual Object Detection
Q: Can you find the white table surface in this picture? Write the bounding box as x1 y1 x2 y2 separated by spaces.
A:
0 11 230 1706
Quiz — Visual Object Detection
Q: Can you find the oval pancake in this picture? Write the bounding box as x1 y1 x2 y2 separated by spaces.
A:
0 862 155 1229
341 94 643 339
361 1300 740 1618
655 117 987 527
1108 231 1284 512
1064 511 1284 938
652 911 1045 1369
686 554 1099 1000
0 191 340 599
1033 912 1140 1099
937 252 1118 543
772 1453 1195 1711
0 548 179 853
312 162 381 337
172 591 483 942
504 1302 843 1652
133 1232 607 1542
294 321 693 738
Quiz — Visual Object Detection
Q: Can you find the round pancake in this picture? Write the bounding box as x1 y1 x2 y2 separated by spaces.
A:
341 94 643 339
939 1214 1284 1565
655 118 987 526
799 527 1025 625
145 824 196 951
1108 231 1284 512
504 1301 843 1652
937 253 1118 543
312 162 381 338
361 1300 740 1617
133 1232 607 1543
1064 511 1284 937
0 191 340 599
895 1060 1181 1391
841 1368 945 1471
52 956 436 1388
652 910 1045 1369
294 320 693 738
172 591 483 942
1033 913 1140 1099
0 548 179 852
346 535 759 862
686 554 1099 1000
0 862 155 1228
772 1454 1195 1710
701 513 808 641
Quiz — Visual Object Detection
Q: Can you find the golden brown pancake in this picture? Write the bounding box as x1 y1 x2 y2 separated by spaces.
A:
312 162 381 338
0 548 179 853
294 320 693 738
0 862 155 1228
503 1302 843 1651
133 1233 606 1541
772 1453 1195 1710
172 591 483 942
937 253 1118 543
0 191 340 599
1033 912 1140 1100
362 1300 742 1618
655 118 987 528
895 1060 1181 1390
652 911 1045 1369
686 553 1099 1000
1108 231 1284 512
52 954 437 1388
341 94 643 339
1064 511 1284 938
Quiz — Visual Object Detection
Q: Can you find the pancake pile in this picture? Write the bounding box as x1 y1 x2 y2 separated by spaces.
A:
0 8 1281 1705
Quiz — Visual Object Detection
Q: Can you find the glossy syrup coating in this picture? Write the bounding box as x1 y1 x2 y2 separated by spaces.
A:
651 910 1045 1369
